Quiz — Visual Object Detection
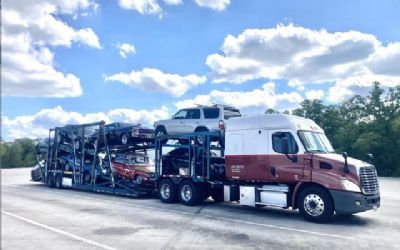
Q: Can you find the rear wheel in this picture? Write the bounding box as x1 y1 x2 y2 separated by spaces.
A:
298 187 334 223
195 128 208 146
155 127 168 144
179 180 204 206
159 179 178 203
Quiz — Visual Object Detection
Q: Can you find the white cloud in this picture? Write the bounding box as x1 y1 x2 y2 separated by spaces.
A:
174 82 303 110
105 68 207 97
206 24 400 102
163 0 183 5
117 43 136 58
2 0 101 97
194 0 230 11
305 90 325 100
2 106 169 140
118 0 162 15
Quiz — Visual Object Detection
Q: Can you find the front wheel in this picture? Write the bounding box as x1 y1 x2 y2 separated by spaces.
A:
298 187 334 223
159 179 178 203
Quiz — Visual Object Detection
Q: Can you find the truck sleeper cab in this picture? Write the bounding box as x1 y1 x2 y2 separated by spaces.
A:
224 114 380 222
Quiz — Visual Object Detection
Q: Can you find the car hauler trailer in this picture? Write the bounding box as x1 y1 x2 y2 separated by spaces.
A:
155 114 380 222
42 121 155 197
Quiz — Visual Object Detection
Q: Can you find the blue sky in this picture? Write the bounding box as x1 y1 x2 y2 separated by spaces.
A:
2 0 400 140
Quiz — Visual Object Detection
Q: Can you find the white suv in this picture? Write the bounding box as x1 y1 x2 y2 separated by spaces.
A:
154 105 241 144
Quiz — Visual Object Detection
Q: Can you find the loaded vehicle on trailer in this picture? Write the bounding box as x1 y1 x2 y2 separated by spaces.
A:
155 114 380 222
154 104 241 145
89 122 154 146
41 121 155 196
111 153 155 186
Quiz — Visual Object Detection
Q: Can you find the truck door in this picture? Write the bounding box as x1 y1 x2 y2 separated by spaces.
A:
268 130 304 183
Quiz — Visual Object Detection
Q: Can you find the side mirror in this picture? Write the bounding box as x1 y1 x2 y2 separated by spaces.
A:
341 152 350 174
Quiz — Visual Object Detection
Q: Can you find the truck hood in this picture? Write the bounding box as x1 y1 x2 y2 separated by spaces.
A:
319 153 371 171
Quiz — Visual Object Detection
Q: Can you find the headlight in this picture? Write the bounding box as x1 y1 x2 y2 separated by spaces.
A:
148 173 155 178
340 179 361 193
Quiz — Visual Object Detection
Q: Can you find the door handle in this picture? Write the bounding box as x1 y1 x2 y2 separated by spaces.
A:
270 166 276 176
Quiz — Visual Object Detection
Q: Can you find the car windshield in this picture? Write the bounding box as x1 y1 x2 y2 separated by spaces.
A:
298 131 335 153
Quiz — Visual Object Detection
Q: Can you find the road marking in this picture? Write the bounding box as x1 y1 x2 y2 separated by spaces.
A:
5 184 355 240
2 210 118 250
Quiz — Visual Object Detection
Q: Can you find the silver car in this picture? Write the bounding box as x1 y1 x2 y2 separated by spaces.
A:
154 105 241 145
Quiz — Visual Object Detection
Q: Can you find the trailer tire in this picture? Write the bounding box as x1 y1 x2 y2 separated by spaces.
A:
55 174 63 189
159 179 178 203
179 180 204 206
298 187 334 223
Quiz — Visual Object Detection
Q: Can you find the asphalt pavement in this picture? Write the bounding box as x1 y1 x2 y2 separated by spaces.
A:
1 168 399 250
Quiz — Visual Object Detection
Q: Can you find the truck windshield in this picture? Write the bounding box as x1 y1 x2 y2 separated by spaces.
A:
298 131 335 153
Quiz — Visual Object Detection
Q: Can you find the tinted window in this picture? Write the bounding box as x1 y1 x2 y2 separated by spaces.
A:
186 109 200 119
272 132 298 154
203 108 220 119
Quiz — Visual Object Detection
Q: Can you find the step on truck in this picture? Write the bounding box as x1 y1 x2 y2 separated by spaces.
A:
155 114 380 222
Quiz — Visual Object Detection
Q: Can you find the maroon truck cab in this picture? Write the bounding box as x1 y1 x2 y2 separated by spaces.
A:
224 114 380 222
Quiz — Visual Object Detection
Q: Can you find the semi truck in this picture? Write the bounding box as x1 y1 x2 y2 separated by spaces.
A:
37 114 380 222
154 114 380 222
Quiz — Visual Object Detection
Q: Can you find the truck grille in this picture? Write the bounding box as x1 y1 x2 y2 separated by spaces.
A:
359 166 379 195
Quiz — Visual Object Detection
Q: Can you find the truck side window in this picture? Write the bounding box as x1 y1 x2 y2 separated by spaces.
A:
272 132 299 154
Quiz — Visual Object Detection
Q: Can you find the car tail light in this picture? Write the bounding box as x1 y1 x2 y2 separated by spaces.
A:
218 120 225 131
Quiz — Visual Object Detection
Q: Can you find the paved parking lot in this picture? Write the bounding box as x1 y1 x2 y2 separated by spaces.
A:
1 168 399 250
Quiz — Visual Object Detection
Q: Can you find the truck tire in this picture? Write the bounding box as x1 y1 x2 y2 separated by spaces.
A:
159 179 178 203
179 180 204 206
155 127 168 144
298 187 334 223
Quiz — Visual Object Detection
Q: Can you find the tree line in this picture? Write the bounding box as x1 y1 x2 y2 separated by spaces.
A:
1 82 399 176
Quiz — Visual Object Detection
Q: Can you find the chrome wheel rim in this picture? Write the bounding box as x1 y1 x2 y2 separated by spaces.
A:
181 184 192 202
304 194 325 217
160 183 170 200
